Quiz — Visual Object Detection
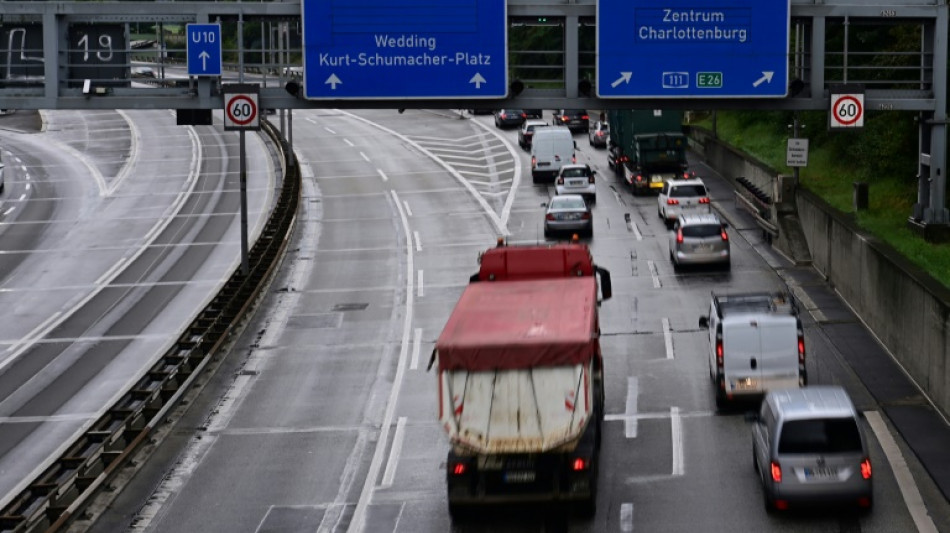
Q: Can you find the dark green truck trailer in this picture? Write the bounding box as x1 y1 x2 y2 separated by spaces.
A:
606 110 690 195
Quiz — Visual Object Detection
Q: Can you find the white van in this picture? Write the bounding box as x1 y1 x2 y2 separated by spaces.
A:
530 127 576 184
698 291 806 409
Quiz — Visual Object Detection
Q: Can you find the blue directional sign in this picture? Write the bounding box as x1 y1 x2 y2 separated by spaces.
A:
186 23 222 77
301 0 507 100
598 0 790 98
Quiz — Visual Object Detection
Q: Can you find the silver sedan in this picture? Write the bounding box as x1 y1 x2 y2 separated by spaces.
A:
669 213 730 270
544 194 593 239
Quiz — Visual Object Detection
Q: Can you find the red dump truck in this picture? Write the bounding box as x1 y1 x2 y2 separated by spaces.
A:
433 242 612 518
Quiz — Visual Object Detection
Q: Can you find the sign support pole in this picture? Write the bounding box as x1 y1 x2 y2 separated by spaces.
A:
240 130 249 275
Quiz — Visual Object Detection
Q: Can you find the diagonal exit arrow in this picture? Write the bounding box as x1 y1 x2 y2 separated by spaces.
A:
325 74 342 89
611 72 632 88
752 71 774 87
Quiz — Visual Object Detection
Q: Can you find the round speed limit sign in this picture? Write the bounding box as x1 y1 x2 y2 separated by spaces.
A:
831 93 864 128
224 91 260 130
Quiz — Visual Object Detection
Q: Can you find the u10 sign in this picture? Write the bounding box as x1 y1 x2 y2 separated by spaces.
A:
301 0 508 100
597 0 790 98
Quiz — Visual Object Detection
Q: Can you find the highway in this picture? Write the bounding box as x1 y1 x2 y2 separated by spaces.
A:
82 109 950 533
0 109 276 514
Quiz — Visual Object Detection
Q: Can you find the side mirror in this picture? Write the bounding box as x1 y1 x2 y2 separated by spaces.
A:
698 316 709 329
592 170 597 175
541 202 549 208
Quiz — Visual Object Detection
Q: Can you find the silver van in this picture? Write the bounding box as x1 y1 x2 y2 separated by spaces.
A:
698 291 806 409
750 386 873 512
531 127 576 184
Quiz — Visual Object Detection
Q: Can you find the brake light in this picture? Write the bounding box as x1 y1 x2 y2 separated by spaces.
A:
452 462 467 476
635 174 643 182
520 112 527 118
676 228 683 243
532 156 537 168
715 333 723 368
798 328 806 363
699 197 710 204
561 115 569 122
581 212 591 220
572 458 587 471
683 172 691 179
621 155 629 162
581 114 589 120
667 198 680 205
546 214 556 221
588 175 595 184
500 112 507 118
770 461 782 483
596 131 604 137
861 458 872 479
721 229 729 241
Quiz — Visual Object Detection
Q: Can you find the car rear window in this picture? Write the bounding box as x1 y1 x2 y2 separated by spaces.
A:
553 197 587 209
778 418 863 454
670 185 708 197
681 224 721 238
561 168 588 178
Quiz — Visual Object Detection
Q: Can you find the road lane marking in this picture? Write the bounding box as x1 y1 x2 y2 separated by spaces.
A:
865 411 938 533
324 126 336 134
413 230 421 252
648 260 661 288
403 200 413 217
359 152 370 162
410 328 422 370
625 377 639 438
376 168 388 182
349 190 415 533
380 417 407 488
344 138 354 147
417 269 424 298
662 318 674 359
671 407 684 476
620 502 634 532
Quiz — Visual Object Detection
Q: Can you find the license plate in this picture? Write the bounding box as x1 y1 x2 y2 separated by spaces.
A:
537 162 550 167
649 182 664 188
804 467 838 479
694 244 712 252
504 471 536 483
735 377 757 390
568 179 586 186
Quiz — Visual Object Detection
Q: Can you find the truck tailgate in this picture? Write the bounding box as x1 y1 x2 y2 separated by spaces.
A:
440 362 592 454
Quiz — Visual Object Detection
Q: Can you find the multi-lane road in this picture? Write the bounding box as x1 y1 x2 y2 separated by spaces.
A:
3 108 949 532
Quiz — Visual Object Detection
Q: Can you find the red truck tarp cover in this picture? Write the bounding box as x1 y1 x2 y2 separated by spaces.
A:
436 277 597 371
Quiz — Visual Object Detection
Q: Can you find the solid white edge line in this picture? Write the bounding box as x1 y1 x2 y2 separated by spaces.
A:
348 190 414 533
671 407 684 476
380 417 408 488
410 328 422 371
620 502 634 532
865 411 938 533
625 377 639 438
662 318 674 360
413 230 421 252
376 168 388 182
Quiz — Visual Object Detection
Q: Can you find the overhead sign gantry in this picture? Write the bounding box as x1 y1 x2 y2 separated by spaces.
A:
597 0 790 98
300 0 508 100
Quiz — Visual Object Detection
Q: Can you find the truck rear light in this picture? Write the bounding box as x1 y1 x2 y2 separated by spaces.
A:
682 171 691 179
635 174 643 182
451 462 467 476
798 334 805 363
721 229 729 241
667 198 679 205
770 461 782 483
581 114 589 120
676 229 683 243
861 458 872 479
699 197 710 204
588 175 595 184
531 156 537 168
572 458 588 471
561 115 569 122
716 338 723 367
621 155 630 163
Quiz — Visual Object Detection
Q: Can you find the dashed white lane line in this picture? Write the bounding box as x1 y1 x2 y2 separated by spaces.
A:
409 328 422 370
380 416 407 488
344 138 354 147
18 194 26 202
24 183 30 191
671 407 684 476
865 411 938 533
376 168 388 182
3 207 13 216
324 126 337 134
662 318 674 360
625 377 639 438
648 260 661 288
620 502 634 532
413 231 421 252
417 269 424 298
359 152 370 162
402 200 413 217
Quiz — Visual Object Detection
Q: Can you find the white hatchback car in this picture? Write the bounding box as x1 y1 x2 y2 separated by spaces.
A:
554 164 596 204
658 178 711 227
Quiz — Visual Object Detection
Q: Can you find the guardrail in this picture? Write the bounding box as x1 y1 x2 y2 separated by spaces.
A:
734 175 779 240
0 119 300 533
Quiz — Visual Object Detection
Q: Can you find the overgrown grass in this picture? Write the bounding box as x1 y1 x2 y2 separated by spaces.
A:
692 111 950 289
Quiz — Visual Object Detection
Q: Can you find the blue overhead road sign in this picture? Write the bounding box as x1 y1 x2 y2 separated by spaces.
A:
597 0 790 98
187 23 222 77
301 0 507 100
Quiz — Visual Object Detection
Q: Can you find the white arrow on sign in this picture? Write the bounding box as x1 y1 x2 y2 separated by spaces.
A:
199 51 210 70
325 74 342 89
752 71 774 87
469 73 486 89
611 72 633 88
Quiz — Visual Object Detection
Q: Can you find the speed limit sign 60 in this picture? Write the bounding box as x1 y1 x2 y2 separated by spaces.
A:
223 83 261 131
830 91 864 129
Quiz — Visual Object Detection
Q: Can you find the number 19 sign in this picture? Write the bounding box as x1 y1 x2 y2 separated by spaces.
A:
223 84 260 131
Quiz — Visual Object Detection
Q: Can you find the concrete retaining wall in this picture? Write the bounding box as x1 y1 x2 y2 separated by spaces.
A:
797 190 950 417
